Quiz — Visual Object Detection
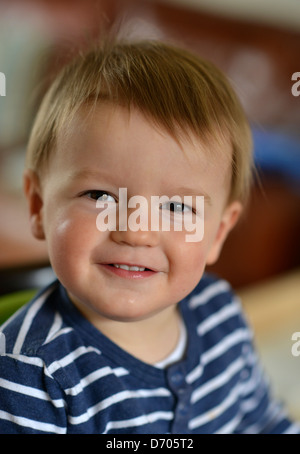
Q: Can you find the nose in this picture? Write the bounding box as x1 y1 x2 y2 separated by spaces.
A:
111 228 160 247
110 207 160 247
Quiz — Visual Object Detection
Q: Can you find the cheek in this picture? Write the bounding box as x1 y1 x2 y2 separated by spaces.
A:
45 210 98 280
166 234 207 295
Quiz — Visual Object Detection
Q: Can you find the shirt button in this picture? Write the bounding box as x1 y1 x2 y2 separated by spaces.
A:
171 371 184 385
240 369 249 380
177 402 188 415
242 344 250 355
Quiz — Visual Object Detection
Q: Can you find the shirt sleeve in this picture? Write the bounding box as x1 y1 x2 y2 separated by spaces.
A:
0 353 67 434
233 331 300 434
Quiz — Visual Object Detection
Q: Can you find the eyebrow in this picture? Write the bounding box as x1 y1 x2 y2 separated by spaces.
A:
173 187 212 206
69 169 111 181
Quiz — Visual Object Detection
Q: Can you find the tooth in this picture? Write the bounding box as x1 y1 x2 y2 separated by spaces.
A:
119 265 130 270
112 264 145 271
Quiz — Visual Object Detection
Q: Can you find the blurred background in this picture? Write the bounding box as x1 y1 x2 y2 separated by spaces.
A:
0 0 300 421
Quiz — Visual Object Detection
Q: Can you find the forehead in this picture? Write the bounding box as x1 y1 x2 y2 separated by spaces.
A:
53 103 232 195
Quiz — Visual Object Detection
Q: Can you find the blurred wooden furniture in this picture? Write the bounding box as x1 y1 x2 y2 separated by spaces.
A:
207 176 300 288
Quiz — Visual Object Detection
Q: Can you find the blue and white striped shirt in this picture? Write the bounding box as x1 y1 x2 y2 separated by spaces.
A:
0 274 298 434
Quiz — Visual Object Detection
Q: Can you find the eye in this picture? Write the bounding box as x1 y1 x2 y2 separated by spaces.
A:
160 201 193 214
82 190 116 203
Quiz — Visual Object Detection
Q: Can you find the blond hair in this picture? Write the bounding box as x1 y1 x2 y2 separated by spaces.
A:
26 39 253 203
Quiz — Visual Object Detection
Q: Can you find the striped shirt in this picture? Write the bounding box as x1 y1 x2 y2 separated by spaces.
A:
0 274 298 434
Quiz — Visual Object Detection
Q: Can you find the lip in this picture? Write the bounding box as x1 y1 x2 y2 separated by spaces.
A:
99 263 158 280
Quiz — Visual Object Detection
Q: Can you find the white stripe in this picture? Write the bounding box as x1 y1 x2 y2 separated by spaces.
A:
0 377 65 408
240 385 265 414
201 328 249 367
44 327 73 345
197 298 241 336
238 371 275 427
44 312 64 344
47 346 101 375
103 411 173 434
0 409 66 434
5 353 45 367
283 423 300 434
241 401 281 434
64 366 129 396
186 363 203 385
215 412 242 434
189 382 242 430
186 328 250 384
230 371 278 433
69 388 171 425
189 280 230 309
12 285 56 355
191 357 244 404
4 354 54 380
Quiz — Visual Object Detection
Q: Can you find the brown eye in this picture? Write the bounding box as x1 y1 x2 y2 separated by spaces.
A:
84 191 116 202
160 201 192 214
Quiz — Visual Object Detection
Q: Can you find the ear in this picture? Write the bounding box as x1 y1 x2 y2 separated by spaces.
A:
206 201 243 266
23 169 46 240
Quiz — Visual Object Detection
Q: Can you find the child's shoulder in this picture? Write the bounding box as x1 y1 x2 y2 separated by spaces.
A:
0 281 72 358
180 272 247 334
184 272 236 309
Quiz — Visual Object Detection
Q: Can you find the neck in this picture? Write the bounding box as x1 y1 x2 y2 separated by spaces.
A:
93 305 182 365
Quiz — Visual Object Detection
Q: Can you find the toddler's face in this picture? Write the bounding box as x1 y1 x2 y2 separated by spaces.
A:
25 103 241 326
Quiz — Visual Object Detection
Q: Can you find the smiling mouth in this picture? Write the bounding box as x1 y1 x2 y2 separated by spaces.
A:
100 263 157 279
108 263 154 271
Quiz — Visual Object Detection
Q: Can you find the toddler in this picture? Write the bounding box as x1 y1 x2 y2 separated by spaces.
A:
0 39 298 434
